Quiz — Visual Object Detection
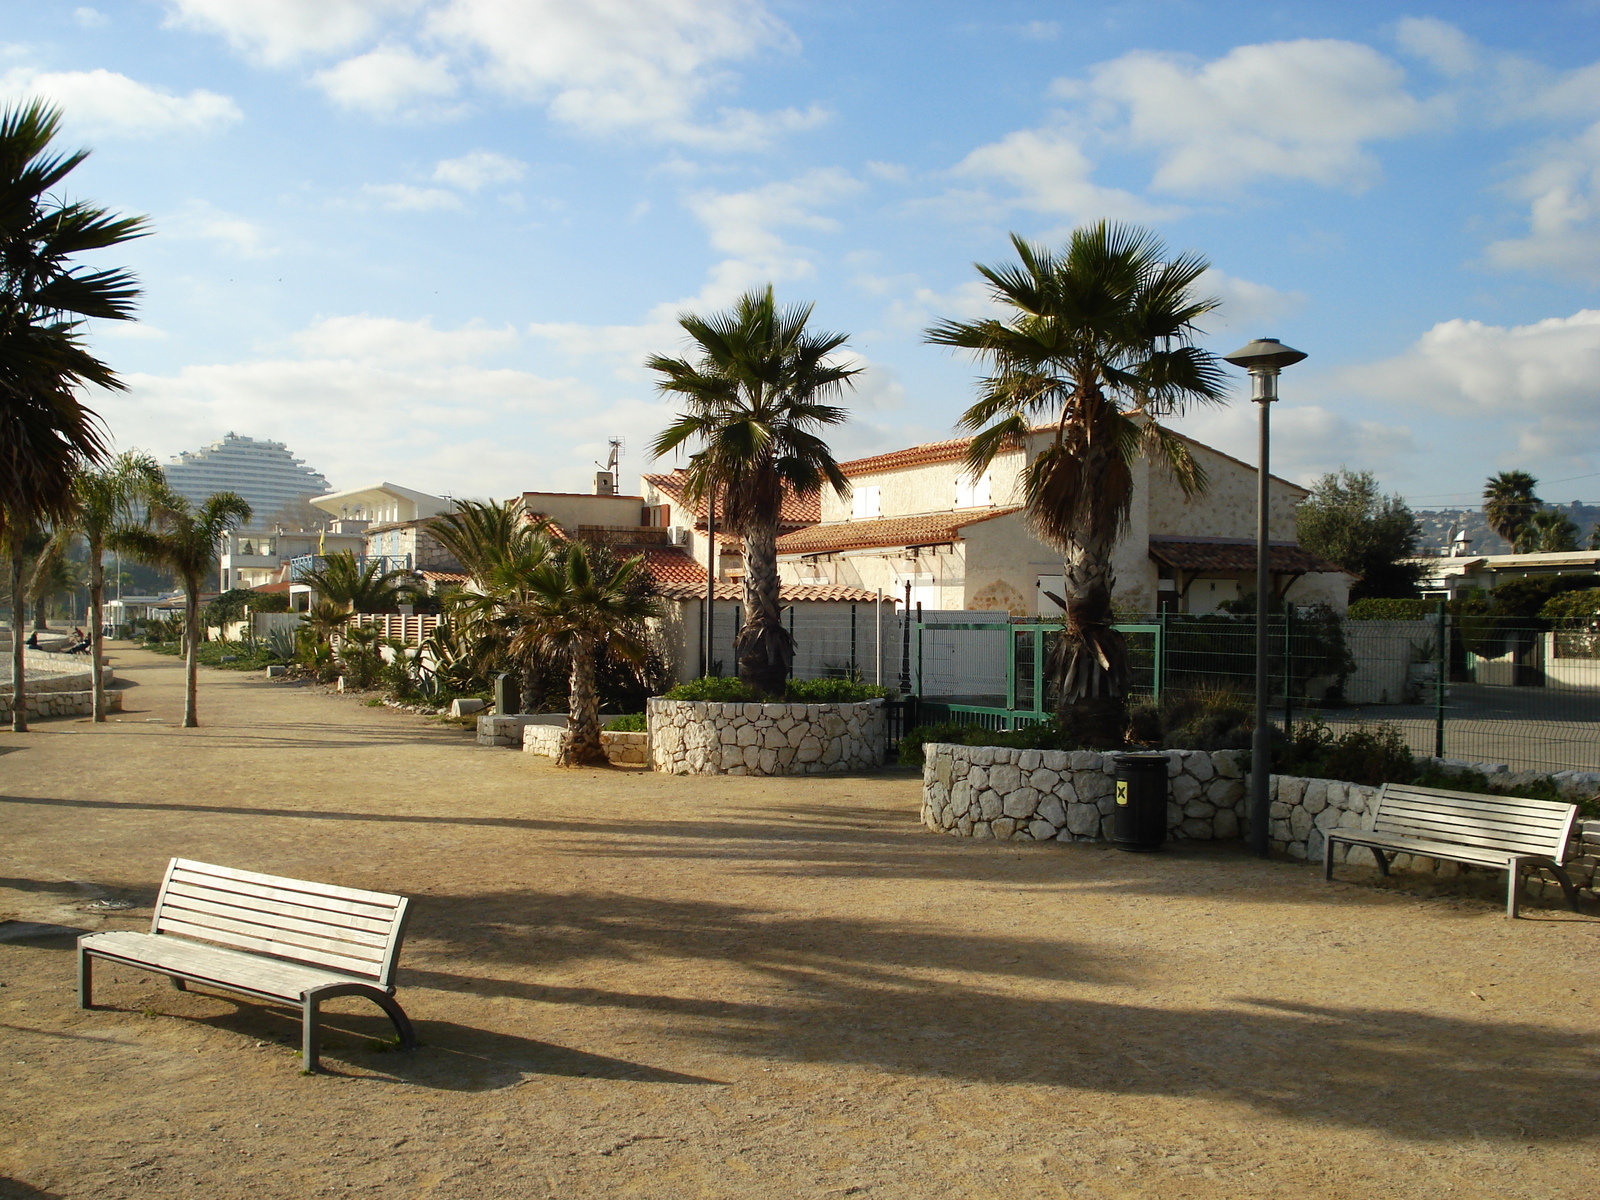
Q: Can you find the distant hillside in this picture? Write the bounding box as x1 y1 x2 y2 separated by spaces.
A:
1412 502 1599 555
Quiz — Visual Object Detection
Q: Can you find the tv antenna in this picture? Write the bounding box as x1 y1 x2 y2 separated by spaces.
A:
596 437 623 475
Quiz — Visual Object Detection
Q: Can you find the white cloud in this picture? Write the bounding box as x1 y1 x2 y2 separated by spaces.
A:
1340 310 1600 467
163 0 420 67
1393 16 1479 78
166 201 276 258
1065 39 1440 193
1 67 240 138
423 0 820 147
1019 21 1059 43
1195 269 1306 339
1485 121 1600 279
361 183 463 211
312 43 457 115
73 8 109 29
1173 404 1416 487
104 314 643 497
949 127 1170 222
685 167 862 287
432 149 525 190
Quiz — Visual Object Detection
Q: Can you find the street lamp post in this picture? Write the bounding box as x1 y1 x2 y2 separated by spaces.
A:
1222 337 1307 859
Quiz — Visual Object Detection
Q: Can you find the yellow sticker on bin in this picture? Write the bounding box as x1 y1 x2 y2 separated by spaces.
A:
1116 780 1128 806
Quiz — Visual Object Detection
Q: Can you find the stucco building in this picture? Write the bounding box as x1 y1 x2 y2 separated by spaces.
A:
774 427 1350 616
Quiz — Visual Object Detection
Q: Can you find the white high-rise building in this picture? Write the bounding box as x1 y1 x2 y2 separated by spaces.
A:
161 432 332 521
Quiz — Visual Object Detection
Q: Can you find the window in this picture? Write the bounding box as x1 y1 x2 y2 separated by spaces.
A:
955 472 991 508
851 486 881 519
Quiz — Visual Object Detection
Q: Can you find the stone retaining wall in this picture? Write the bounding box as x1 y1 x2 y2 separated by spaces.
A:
921 743 1600 900
522 724 648 766
921 745 1246 843
477 714 549 747
0 689 121 721
647 698 884 776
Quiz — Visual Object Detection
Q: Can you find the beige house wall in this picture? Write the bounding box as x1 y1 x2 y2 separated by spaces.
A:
1147 441 1305 541
823 450 1027 523
519 491 645 529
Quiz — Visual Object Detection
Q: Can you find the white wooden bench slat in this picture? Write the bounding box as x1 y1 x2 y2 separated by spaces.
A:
157 902 391 960
1330 833 1514 867
1325 783 1580 918
1370 819 1566 857
1378 784 1574 819
168 867 399 922
155 916 386 976
169 859 401 908
162 881 398 936
1377 797 1571 831
80 930 361 1001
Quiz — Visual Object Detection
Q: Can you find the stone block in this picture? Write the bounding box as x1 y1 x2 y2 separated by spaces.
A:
1166 751 1184 777
1188 754 1216 782
1066 802 1101 836
1002 788 1039 820
949 782 972 817
968 765 988 791
1069 751 1102 771
1028 819 1058 842
1207 779 1245 807
1278 777 1305 806
970 746 995 767
796 736 823 763
1314 806 1342 831
1302 781 1327 815
992 817 1017 840
1214 809 1240 839
1181 817 1214 840
1183 799 1216 819
762 726 787 749
1037 796 1066 827
265 664 288 678
1043 751 1070 772
971 822 994 840
989 763 1022 793
1170 774 1200 805
1029 768 1059 792
1339 808 1365 830
1213 750 1243 779
978 790 1003 820
1290 806 1315 841
957 815 974 836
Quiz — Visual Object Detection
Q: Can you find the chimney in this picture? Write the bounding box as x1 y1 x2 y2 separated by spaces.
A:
594 471 616 496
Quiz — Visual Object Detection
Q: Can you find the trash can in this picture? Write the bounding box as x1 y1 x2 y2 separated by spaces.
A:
494 672 517 716
1111 753 1169 852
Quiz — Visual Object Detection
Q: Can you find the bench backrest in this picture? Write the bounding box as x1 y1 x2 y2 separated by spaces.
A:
150 858 410 985
1373 783 1576 863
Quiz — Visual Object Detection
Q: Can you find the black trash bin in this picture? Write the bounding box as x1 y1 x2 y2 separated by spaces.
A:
1112 753 1169 852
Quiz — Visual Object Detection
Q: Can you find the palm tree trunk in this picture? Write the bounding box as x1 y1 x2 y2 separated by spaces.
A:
89 533 106 721
559 645 606 767
10 543 27 733
183 581 199 728
1050 525 1131 746
734 514 793 698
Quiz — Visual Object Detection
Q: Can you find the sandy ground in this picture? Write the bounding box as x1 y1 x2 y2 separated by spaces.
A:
0 645 1597 1200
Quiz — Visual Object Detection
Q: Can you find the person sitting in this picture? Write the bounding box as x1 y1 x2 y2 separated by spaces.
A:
24 631 39 650
67 627 91 654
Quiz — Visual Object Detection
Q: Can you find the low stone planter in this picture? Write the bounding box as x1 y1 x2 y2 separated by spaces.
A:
522 723 648 766
477 714 549 747
0 689 122 721
647 698 885 776
921 744 1245 843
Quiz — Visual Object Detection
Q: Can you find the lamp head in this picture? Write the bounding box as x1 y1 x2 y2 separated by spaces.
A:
1223 337 1307 373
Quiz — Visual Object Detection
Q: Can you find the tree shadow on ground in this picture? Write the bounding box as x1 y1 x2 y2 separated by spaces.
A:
397 886 1600 1143
0 1178 66 1199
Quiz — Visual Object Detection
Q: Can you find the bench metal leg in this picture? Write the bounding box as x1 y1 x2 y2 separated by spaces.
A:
368 991 418 1051
78 947 94 1009
1370 848 1389 877
169 976 187 992
1548 863 1582 913
302 993 322 1073
1507 857 1524 919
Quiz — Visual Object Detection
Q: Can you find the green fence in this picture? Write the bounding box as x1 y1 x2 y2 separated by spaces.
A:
909 610 1600 775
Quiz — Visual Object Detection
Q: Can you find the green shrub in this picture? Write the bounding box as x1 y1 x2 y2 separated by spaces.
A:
1266 719 1415 786
782 677 888 703
897 720 1066 766
1347 598 1439 621
604 713 646 731
662 676 890 703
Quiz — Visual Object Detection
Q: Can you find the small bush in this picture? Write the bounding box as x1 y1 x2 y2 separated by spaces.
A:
1265 719 1415 786
661 676 889 703
897 720 1066 766
604 713 646 732
1347 598 1439 621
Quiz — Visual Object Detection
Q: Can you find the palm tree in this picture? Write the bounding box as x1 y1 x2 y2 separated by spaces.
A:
926 223 1226 742
430 499 556 710
110 490 251 727
49 451 162 719
296 550 414 613
1483 471 1541 549
1516 508 1580 553
511 542 661 766
649 286 857 696
1 99 147 731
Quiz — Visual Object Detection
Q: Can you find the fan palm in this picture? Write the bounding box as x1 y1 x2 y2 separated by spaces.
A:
1483 471 1540 549
510 543 661 766
649 286 857 697
430 499 556 710
110 490 251 727
926 223 1227 740
296 550 414 613
1515 508 1579 553
2 99 147 729
47 451 162 719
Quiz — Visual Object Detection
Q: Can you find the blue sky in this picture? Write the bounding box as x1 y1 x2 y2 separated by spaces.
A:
9 1 1600 510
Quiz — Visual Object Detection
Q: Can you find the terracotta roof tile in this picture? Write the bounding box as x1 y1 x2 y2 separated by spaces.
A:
654 580 883 603
775 508 1023 556
642 469 820 527
417 570 469 583
1148 536 1343 575
640 547 708 585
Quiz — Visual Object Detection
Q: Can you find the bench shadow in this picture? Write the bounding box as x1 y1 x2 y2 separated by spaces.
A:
0 1178 66 1199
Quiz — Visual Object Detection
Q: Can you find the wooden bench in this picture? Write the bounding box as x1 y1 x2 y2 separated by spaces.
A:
78 858 416 1071
1324 782 1581 918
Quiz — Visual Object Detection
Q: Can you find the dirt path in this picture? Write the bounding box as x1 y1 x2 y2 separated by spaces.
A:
1 646 1597 1199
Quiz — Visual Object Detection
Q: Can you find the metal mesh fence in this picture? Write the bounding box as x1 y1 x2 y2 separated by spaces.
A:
899 610 1600 776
